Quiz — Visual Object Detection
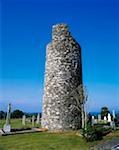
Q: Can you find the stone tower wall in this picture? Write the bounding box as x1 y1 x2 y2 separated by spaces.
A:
41 24 82 130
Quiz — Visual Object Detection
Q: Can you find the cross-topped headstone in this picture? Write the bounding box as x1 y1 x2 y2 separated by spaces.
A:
3 103 11 133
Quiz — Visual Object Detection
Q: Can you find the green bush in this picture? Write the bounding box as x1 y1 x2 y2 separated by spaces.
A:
94 124 112 135
82 126 102 141
82 125 112 142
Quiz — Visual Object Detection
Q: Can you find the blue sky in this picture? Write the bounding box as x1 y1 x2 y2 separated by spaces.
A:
0 0 119 113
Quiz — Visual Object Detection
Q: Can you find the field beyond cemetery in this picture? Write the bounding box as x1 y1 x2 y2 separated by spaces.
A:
0 119 119 150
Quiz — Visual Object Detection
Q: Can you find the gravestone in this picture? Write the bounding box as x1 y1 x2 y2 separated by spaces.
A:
98 114 101 122
22 115 26 125
107 113 111 122
27 118 31 123
94 119 98 124
36 114 40 124
3 103 11 133
32 116 35 127
91 116 95 126
112 110 115 120
104 116 107 122
110 121 115 128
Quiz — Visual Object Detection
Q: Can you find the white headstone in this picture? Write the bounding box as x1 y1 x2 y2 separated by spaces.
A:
91 116 95 125
107 113 111 122
92 116 94 119
3 124 11 133
3 103 11 133
110 121 115 127
98 114 101 122
104 116 107 122
112 110 115 120
22 115 26 125
32 116 35 127
36 114 40 124
94 119 98 124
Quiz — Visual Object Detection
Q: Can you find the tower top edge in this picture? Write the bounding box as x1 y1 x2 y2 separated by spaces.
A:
52 23 69 32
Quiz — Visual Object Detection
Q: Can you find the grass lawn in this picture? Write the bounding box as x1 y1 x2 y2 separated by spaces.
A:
0 119 40 129
0 130 119 150
0 132 91 150
0 119 119 150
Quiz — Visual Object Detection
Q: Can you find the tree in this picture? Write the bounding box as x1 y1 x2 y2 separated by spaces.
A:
87 113 92 126
101 107 110 119
64 84 88 129
11 109 24 118
0 111 6 119
73 84 88 129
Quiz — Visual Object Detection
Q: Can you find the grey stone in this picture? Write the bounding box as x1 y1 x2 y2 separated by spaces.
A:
104 116 107 122
22 115 26 125
91 116 95 126
112 110 116 120
36 114 40 124
41 23 82 131
98 114 101 122
3 124 11 133
110 121 115 128
108 113 112 122
0 129 4 135
32 116 35 127
3 103 11 133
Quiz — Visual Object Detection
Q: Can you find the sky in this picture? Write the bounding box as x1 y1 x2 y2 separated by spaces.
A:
0 0 119 113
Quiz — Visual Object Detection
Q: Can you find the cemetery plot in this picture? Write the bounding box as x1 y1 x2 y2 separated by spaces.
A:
0 104 41 136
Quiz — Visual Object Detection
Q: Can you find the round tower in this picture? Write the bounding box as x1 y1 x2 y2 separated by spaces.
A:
41 23 82 130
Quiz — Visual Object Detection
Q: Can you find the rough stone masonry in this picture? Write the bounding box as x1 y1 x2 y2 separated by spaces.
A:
41 23 83 130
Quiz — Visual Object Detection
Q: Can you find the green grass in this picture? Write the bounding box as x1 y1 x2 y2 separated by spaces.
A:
0 119 119 150
0 119 40 129
0 132 91 150
0 130 118 150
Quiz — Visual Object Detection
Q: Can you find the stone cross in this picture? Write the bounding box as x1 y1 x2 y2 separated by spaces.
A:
22 115 26 125
107 113 111 122
98 114 101 122
3 103 11 133
32 115 35 127
36 114 40 124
